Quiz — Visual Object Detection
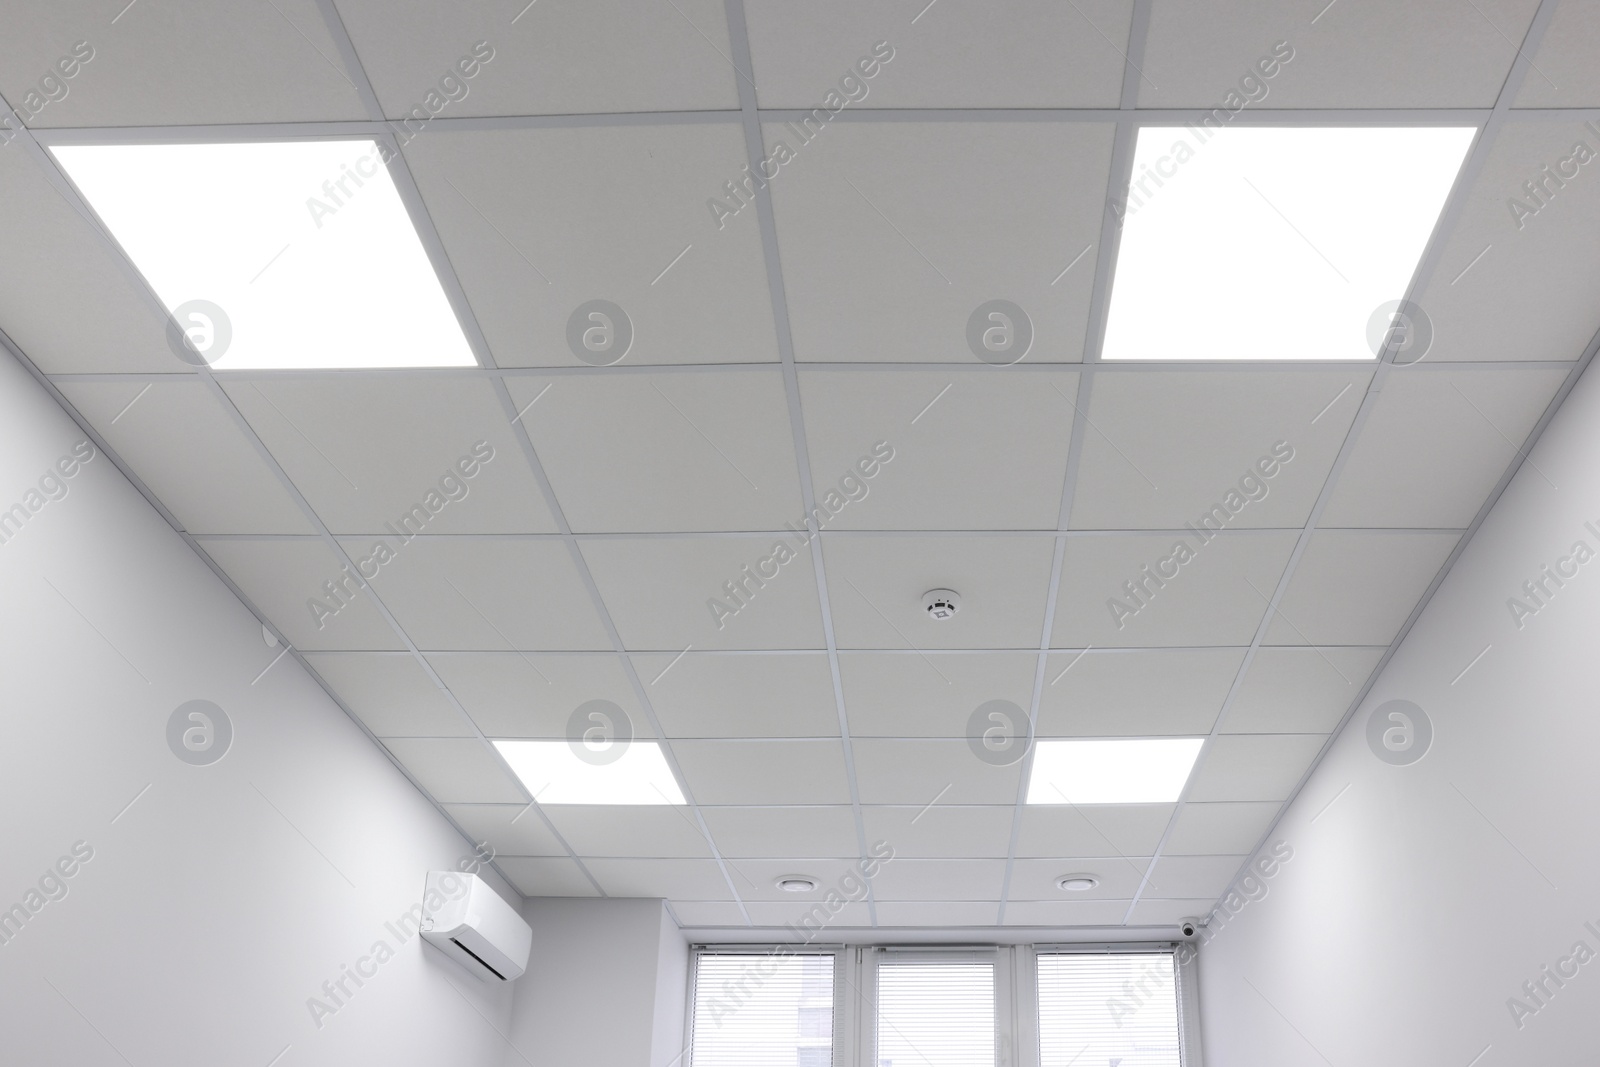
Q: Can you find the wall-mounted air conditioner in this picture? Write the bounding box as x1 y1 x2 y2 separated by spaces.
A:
420 871 532 982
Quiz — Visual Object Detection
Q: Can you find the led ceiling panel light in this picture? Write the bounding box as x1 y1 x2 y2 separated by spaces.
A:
1100 126 1475 361
52 140 477 370
493 740 687 805
1026 738 1204 804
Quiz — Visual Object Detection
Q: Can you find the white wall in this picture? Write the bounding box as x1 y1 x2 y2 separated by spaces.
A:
506 898 689 1067
1197 357 1600 1064
0 349 518 1065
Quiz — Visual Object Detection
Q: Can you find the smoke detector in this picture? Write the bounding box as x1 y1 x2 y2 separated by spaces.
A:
1057 875 1099 892
922 589 961 620
776 876 818 893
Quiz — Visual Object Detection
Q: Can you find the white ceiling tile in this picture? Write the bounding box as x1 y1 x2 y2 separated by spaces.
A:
1140 0 1540 107
875 902 1001 926
542 806 713 859
496 857 599 897
869 859 1007 901
718 858 866 903
58 380 312 534
585 858 733 900
1037 648 1245 737
1145 855 1247 900
1266 532 1459 645
1321 369 1567 527
670 901 750 926
426 652 648 738
1163 803 1282 856
347 537 613 651
840 652 1036 738
0 1 367 125
1126 898 1219 926
745 1 1131 107
700 807 861 858
506 372 802 532
743 900 871 926
224 377 556 534
852 739 1021 805
196 538 403 650
767 122 1113 363
1222 648 1385 734
403 125 776 366
797 370 1076 530
673 740 853 805
704 809 864 857
1013 805 1174 858
824 535 1056 650
1007 858 1149 900
629 654 839 738
1185 735 1327 803
0 147 176 373
1052 532 1297 648
1003 899 1131 926
335 0 739 115
444 803 568 858
1418 119 1600 362
381 738 525 803
862 806 1014 858
1069 371 1365 530
302 652 472 737
1514 0 1600 106
581 536 826 652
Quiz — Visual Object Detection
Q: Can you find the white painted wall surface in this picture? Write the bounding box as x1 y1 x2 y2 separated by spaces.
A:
1198 357 1600 1065
0 349 517 1066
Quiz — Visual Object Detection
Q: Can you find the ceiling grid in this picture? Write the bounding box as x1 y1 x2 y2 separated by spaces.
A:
0 0 1594 929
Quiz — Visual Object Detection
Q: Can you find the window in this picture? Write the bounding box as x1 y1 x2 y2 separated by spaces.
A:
689 946 1195 1067
1037 953 1180 1067
875 958 996 1067
691 952 836 1067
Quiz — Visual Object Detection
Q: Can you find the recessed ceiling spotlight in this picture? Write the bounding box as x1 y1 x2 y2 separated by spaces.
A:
1057 876 1099 892
922 589 961 620
776 876 818 893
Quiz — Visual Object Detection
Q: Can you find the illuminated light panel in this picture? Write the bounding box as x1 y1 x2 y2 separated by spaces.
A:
1100 126 1475 361
1025 738 1205 804
53 140 477 370
494 740 687 805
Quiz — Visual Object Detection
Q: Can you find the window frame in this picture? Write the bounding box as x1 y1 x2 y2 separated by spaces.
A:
688 941 1200 1067
686 944 847 1067
858 946 1015 1067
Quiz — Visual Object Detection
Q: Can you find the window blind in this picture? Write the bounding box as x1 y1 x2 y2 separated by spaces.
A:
1036 952 1181 1067
691 952 835 1067
875 959 996 1067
